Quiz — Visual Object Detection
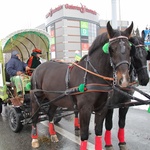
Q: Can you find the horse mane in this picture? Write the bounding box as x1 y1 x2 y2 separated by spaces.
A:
129 35 144 45
88 32 108 56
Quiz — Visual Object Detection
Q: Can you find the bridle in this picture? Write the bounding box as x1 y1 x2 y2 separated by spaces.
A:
71 36 132 86
109 36 131 70
132 44 147 73
108 36 131 85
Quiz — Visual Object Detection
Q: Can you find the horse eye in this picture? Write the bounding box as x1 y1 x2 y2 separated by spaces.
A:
109 47 115 56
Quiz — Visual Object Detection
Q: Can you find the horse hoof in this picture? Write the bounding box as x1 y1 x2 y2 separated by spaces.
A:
51 135 59 142
119 143 128 150
32 139 39 148
105 145 114 150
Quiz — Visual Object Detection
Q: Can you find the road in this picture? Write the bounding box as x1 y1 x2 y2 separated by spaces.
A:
0 106 150 150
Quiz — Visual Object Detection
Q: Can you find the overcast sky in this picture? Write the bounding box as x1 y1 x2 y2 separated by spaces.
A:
0 0 149 39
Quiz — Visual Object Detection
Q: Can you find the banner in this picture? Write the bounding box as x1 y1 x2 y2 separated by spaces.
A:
144 30 150 45
80 21 88 29
80 28 88 36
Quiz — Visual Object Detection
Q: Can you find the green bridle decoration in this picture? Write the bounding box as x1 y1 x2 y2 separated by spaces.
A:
102 43 109 53
145 46 149 51
102 42 133 54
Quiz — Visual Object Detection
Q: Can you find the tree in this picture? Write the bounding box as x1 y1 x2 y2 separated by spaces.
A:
135 28 140 37
132 29 136 36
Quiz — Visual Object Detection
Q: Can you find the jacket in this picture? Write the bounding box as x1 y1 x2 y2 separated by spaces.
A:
6 55 27 78
27 52 41 75
27 52 41 68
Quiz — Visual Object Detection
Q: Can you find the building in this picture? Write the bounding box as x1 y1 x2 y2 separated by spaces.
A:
41 3 129 62
45 3 100 62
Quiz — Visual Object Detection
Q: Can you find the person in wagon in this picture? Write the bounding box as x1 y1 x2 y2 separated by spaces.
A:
6 50 31 97
27 48 42 76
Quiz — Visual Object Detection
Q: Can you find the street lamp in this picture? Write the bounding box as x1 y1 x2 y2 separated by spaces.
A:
118 0 121 30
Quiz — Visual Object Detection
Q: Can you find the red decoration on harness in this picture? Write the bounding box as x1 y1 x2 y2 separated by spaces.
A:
68 65 74 71
49 122 56 135
84 87 87 91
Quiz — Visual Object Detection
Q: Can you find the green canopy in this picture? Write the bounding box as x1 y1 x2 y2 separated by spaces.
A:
2 29 50 61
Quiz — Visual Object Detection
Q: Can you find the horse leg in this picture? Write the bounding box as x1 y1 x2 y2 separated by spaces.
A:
118 107 129 150
104 109 114 150
95 109 108 150
79 106 92 150
74 111 80 130
74 111 80 136
30 91 40 148
48 104 59 142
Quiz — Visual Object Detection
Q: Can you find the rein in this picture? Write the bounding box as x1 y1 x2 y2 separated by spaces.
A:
72 62 114 81
108 86 150 109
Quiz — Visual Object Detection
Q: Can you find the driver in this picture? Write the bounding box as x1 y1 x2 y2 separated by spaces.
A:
6 50 31 98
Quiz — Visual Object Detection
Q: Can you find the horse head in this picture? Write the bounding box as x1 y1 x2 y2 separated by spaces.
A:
106 21 133 87
129 31 149 86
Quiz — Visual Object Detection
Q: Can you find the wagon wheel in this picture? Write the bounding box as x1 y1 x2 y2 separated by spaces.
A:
8 107 24 132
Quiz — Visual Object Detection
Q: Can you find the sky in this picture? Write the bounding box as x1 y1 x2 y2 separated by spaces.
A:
0 0 149 39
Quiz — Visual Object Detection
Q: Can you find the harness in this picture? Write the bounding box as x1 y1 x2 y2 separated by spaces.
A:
31 36 150 115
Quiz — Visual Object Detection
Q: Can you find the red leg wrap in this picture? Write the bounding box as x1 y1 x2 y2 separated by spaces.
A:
31 126 38 139
49 122 56 135
118 128 125 143
80 140 87 150
95 136 102 150
74 117 80 128
104 130 112 146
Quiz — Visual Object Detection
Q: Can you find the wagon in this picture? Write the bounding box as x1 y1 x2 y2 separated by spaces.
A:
0 29 62 132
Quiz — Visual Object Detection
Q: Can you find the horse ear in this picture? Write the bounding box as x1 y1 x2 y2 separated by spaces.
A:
124 21 134 38
141 30 145 40
106 21 114 38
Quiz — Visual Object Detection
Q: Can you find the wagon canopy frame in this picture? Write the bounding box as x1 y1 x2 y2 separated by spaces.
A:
0 28 51 101
2 28 50 61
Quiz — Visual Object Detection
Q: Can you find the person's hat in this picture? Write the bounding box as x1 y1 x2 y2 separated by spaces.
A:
11 50 19 56
32 48 42 54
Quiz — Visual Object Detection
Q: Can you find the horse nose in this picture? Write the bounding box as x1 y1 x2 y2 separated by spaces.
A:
117 73 130 87
139 78 149 86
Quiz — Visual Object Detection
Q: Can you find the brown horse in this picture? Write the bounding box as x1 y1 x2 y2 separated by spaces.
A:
30 21 133 150
104 31 149 150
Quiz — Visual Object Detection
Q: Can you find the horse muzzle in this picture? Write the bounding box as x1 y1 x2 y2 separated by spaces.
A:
116 68 130 88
